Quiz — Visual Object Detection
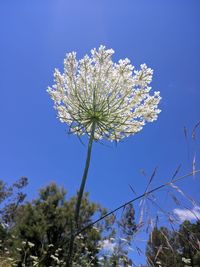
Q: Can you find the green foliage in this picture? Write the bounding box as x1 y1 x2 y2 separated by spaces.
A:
0 177 28 265
0 177 28 225
177 220 200 267
11 183 104 266
98 204 136 267
146 221 200 267
0 179 136 266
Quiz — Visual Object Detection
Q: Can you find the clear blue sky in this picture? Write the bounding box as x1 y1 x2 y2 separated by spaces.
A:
0 0 200 264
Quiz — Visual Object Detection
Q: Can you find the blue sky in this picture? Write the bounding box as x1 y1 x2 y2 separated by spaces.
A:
0 0 200 264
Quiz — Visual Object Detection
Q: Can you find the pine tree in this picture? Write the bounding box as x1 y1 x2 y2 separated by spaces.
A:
146 221 200 267
0 180 136 266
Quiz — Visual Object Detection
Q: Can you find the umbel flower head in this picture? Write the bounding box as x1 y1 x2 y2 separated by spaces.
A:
48 45 161 141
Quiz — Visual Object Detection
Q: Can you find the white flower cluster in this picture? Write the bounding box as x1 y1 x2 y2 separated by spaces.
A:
48 45 161 141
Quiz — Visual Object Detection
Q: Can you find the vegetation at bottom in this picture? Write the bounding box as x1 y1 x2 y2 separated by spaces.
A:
0 178 135 267
0 177 200 267
146 221 200 267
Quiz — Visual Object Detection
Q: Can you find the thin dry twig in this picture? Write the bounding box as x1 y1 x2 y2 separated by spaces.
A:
75 169 200 237
192 120 200 140
139 168 157 225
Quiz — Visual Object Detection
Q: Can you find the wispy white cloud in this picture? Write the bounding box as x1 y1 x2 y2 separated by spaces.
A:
99 239 116 253
173 206 200 222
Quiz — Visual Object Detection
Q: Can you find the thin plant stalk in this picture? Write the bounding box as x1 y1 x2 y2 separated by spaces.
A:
66 122 95 266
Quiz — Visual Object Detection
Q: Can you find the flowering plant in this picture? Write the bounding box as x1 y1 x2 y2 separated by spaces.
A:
48 45 161 142
48 45 161 266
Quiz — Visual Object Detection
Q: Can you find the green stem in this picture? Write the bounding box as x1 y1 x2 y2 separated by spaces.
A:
75 122 95 226
66 122 95 266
